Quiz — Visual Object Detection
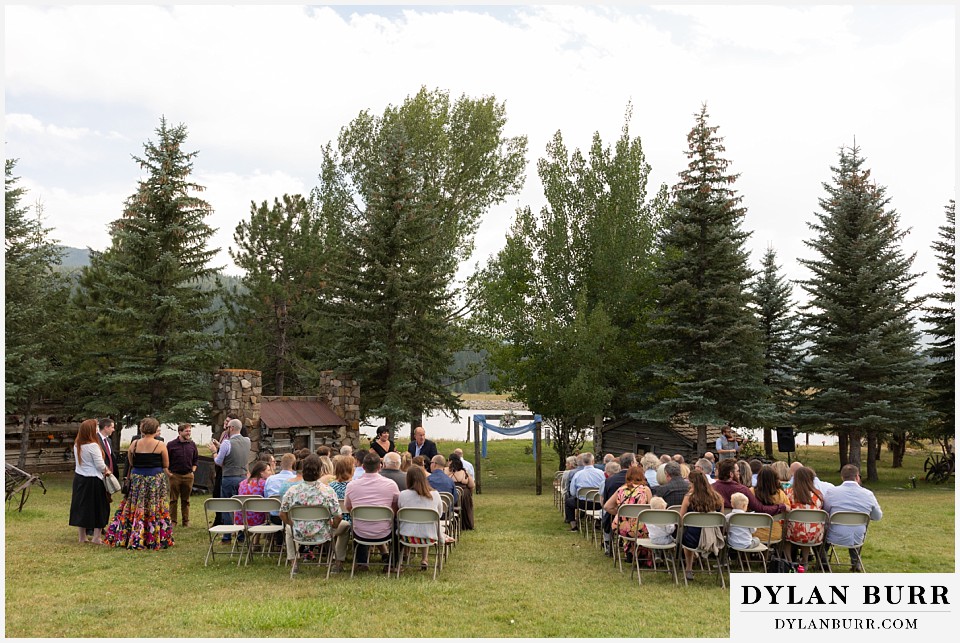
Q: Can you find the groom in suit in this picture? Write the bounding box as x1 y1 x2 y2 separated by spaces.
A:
407 426 438 461
97 418 118 477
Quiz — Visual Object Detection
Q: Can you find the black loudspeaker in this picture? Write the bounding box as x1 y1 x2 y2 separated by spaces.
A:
776 427 796 453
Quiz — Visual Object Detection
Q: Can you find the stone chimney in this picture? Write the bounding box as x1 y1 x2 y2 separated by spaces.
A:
317 370 360 449
212 368 263 458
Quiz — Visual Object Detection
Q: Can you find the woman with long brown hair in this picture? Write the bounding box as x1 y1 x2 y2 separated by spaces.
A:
679 470 724 580
104 417 173 550
751 465 789 547
785 466 825 552
397 465 446 571
69 419 110 544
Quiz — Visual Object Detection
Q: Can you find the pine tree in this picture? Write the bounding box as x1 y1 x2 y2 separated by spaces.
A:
5 160 71 466
318 88 527 436
642 105 769 442
751 246 803 458
797 145 929 481
74 118 222 423
921 200 955 452
473 108 665 463
226 194 329 395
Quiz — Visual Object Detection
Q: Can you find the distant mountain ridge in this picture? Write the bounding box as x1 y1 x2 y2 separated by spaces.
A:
57 245 91 268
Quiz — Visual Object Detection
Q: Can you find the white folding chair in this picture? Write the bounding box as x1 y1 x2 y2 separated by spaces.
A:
724 512 774 574
679 511 727 588
396 507 445 580
612 504 648 573
203 498 245 566
240 497 285 565
784 508 829 572
349 505 395 577
635 509 681 585
825 511 871 572
287 504 335 579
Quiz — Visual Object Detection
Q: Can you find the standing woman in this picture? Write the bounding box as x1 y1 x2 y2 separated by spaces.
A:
104 417 174 550
69 419 111 544
446 454 475 530
369 426 395 458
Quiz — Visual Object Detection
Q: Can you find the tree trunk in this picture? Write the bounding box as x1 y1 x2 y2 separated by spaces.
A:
696 425 706 459
838 430 849 471
847 428 862 471
409 409 423 442
17 404 32 469
275 298 288 395
865 430 879 482
763 427 773 459
594 414 604 456
890 431 906 469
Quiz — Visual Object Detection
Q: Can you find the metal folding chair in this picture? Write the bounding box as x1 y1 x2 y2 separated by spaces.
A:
679 511 727 588
203 498 245 566
825 511 871 572
784 508 830 572
287 504 335 579
724 512 774 574
396 507 445 580
635 509 681 585
349 505 395 577
612 504 648 573
240 497 285 565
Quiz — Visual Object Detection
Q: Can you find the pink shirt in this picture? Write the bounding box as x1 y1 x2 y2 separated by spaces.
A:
344 472 399 538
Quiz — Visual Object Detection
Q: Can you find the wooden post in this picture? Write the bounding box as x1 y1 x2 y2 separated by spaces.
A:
535 419 542 496
473 416 482 495
697 425 707 459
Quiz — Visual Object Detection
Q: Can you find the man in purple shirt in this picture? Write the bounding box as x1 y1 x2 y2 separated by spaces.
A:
167 423 199 527
344 452 399 570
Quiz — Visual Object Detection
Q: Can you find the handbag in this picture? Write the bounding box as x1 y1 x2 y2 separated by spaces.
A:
104 472 122 495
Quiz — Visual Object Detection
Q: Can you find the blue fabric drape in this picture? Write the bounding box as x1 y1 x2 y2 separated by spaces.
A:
474 414 542 458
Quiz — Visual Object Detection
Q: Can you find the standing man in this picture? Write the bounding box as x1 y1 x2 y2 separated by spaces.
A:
716 425 740 461
210 418 250 540
167 423 199 527
823 464 882 572
97 418 117 478
407 426 438 461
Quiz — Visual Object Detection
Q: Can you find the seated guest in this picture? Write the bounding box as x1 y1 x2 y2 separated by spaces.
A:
679 471 724 581
652 461 689 507
672 454 685 465
771 460 791 489
259 452 277 475
279 455 342 574
315 445 332 458
602 464 651 562
353 449 368 480
640 453 660 489
596 453 615 470
560 455 580 499
726 492 760 550
327 455 354 572
703 451 716 465
679 463 691 479
344 452 400 571
751 466 789 547
785 466 826 565
276 454 306 500
369 426 395 458
695 458 715 482
398 465 450 571
412 455 427 470
319 455 335 484
736 460 753 491
713 459 787 515
563 452 604 531
789 460 835 495
659 454 672 465
604 461 621 478
748 459 763 487
446 454 475 530
823 464 882 572
234 461 271 527
399 451 413 473
601 453 635 555
453 448 475 478
380 452 407 490
339 445 353 457
646 497 676 544
264 453 298 524
427 455 458 504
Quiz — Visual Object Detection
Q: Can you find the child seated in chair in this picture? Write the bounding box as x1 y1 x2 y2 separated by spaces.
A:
646 497 676 545
726 492 760 549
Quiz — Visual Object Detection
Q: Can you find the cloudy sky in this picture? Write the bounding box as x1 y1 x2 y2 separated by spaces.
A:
4 3 955 306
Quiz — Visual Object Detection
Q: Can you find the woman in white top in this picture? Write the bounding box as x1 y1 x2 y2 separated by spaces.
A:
397 465 446 570
69 419 110 543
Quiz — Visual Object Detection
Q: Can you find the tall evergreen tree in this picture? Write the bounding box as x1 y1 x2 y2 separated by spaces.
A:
473 109 665 463
226 194 330 395
642 105 769 442
751 246 803 458
921 200 955 453
317 88 527 436
5 160 71 466
74 118 222 423
797 144 929 481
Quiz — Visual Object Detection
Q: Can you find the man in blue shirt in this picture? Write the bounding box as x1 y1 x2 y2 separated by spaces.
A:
564 452 605 530
428 455 458 504
823 464 882 572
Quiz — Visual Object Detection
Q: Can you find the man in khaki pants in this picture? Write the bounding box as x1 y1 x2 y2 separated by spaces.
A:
167 423 199 526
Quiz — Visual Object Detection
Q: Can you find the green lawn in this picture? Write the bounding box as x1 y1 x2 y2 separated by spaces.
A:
4 440 954 637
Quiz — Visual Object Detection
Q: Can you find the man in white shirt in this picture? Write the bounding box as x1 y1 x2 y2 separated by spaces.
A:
263 453 297 525
823 464 882 572
453 448 475 478
563 452 605 531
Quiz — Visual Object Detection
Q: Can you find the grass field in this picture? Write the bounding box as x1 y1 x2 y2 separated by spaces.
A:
4 439 954 638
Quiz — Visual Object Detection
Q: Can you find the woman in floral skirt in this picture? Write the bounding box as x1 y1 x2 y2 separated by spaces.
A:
104 417 174 550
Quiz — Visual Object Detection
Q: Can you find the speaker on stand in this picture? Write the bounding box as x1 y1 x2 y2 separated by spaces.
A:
776 427 796 465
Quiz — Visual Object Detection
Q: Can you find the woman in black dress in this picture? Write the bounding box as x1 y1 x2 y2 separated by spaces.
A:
69 419 110 544
369 425 395 458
